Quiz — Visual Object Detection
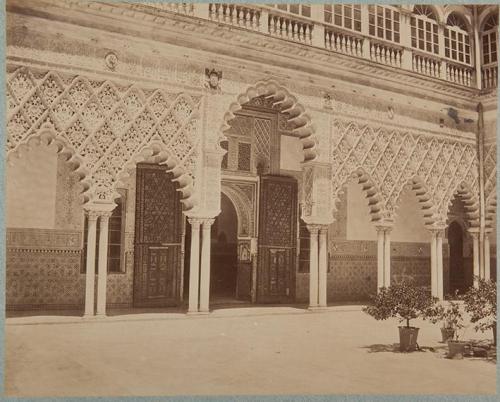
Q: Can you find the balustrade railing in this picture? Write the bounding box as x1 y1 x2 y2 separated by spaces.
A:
268 11 313 45
324 28 363 57
209 4 261 31
139 3 488 89
412 53 441 79
482 63 498 89
446 61 474 87
369 41 403 68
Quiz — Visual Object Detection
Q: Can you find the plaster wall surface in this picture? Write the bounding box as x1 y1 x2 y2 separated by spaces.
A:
6 143 58 229
280 136 303 172
345 182 377 241
392 188 430 243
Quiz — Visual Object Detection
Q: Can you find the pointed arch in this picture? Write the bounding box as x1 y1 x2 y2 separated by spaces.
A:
7 121 92 203
392 176 440 228
221 184 254 238
444 182 480 228
222 79 318 162
332 166 385 224
113 139 197 211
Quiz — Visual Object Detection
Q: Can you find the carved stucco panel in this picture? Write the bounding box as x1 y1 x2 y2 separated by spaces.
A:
7 65 202 207
331 118 480 226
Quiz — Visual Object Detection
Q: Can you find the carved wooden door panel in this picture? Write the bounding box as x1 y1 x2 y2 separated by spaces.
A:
133 164 182 307
257 175 297 303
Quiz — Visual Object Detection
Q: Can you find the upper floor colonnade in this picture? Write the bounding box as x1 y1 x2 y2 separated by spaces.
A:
145 3 499 90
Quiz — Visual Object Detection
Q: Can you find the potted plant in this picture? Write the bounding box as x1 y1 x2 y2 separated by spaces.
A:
363 281 436 352
463 278 497 346
425 296 464 343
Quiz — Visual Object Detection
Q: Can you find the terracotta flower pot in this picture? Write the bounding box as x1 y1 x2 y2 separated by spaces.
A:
447 340 469 359
440 327 455 343
399 326 419 352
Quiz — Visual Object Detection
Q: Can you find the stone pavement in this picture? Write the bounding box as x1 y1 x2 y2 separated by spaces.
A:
5 306 496 397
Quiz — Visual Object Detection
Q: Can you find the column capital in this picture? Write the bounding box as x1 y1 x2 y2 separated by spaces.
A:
85 210 100 221
99 211 113 220
306 224 321 235
188 217 203 228
428 226 446 237
467 229 480 240
375 225 393 234
318 225 329 235
201 218 215 228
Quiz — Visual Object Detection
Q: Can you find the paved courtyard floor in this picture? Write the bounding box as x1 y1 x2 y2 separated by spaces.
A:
5 306 497 397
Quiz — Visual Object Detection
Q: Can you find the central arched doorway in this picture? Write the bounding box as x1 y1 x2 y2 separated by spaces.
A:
448 220 471 295
210 193 239 301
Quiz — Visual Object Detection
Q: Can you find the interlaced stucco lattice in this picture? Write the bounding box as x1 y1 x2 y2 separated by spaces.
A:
484 142 497 228
331 120 480 227
6 66 200 204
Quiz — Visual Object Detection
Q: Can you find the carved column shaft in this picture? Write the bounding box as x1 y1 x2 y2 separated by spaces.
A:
484 233 491 281
471 231 480 288
430 230 438 298
436 231 444 301
199 219 214 313
96 212 112 316
383 229 391 287
318 226 328 308
376 228 385 291
188 219 201 313
307 225 319 308
84 212 98 317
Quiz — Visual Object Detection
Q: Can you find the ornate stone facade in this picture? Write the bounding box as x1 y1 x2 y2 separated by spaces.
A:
4 1 497 310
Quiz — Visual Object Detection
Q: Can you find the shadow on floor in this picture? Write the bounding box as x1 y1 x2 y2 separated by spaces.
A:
362 343 446 354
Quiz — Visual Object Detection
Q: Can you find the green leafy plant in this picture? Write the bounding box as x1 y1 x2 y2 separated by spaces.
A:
463 278 496 344
363 281 437 328
425 299 465 341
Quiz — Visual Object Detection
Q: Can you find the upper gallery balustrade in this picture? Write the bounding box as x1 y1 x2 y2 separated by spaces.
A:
142 3 498 90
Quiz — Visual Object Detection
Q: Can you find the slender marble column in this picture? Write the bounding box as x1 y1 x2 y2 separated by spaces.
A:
430 230 438 298
376 227 385 291
307 225 319 308
84 211 98 317
199 219 214 313
188 218 201 313
318 226 328 308
436 230 444 301
484 233 491 281
383 229 391 287
96 212 112 316
471 232 480 288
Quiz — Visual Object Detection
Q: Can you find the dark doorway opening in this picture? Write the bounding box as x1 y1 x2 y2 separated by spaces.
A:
211 193 239 300
448 221 471 295
183 219 191 302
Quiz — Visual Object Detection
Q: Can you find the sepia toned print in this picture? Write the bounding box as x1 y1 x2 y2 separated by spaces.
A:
3 1 497 397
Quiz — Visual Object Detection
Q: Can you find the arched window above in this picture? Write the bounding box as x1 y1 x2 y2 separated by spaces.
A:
413 5 438 21
445 13 471 65
411 5 439 54
483 13 498 31
446 13 468 31
482 14 498 66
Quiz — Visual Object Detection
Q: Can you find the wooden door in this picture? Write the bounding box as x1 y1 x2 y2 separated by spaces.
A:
133 164 182 307
257 175 297 303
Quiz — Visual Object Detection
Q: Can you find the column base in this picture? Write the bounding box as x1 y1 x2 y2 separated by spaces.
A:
308 306 328 312
187 310 210 316
95 313 107 319
82 314 96 320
